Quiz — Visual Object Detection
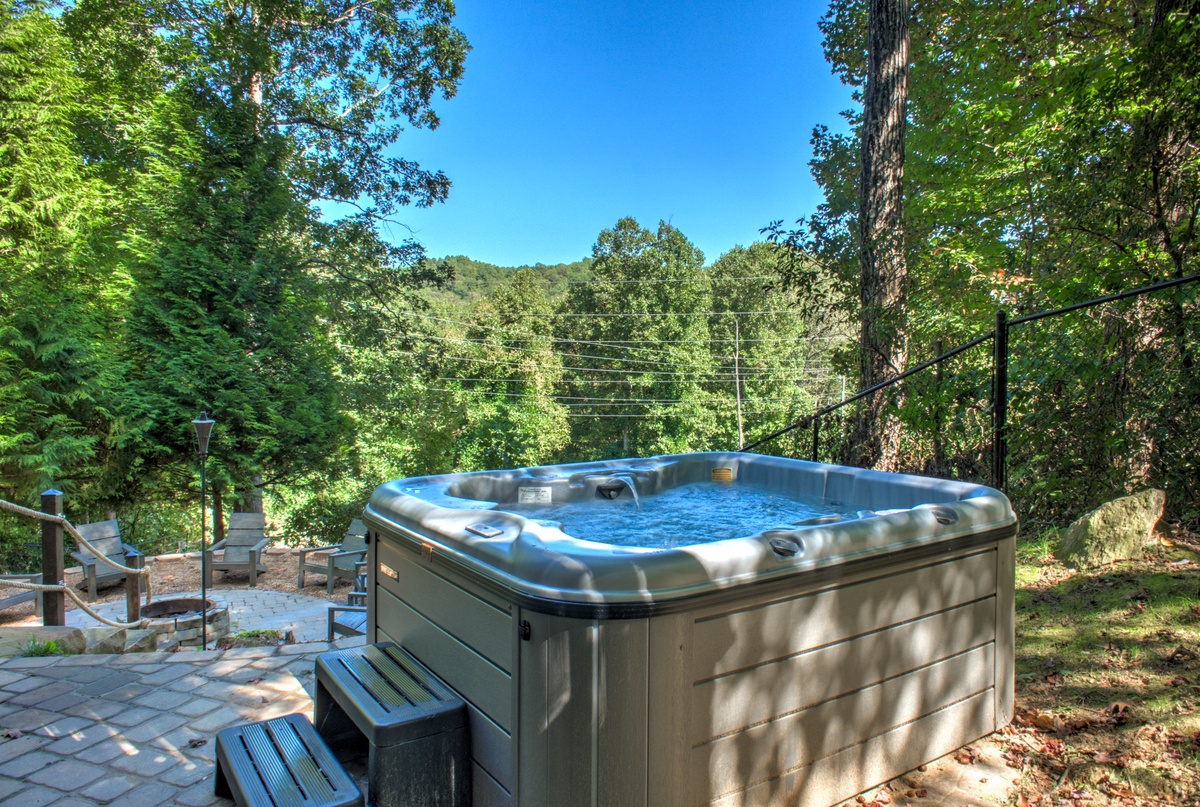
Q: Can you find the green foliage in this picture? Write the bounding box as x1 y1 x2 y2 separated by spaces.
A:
0 5 111 505
20 637 62 657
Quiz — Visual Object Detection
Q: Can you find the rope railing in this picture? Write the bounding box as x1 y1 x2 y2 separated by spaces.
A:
0 498 154 629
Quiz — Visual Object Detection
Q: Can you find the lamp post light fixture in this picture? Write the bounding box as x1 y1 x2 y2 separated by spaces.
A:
192 411 215 650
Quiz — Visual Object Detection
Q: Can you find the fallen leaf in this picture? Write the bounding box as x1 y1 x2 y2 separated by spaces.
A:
1045 671 1064 686
1105 701 1133 716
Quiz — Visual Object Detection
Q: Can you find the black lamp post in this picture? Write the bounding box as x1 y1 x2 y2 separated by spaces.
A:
192 411 215 650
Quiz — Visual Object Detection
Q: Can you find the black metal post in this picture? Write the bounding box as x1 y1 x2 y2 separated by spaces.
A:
992 310 1008 491
811 415 821 463
199 454 207 650
192 411 215 651
41 489 64 626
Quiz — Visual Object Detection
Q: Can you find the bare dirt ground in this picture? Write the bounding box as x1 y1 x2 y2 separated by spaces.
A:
0 547 354 626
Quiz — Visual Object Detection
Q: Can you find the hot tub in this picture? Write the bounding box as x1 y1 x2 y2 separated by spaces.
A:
362 452 1017 807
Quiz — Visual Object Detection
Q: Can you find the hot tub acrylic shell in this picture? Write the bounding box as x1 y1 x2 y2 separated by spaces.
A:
362 452 1018 807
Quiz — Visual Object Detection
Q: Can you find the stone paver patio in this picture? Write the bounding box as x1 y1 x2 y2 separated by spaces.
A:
0 587 1019 806
0 642 360 806
65 589 337 644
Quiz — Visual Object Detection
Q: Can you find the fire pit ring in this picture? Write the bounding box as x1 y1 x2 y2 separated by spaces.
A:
141 596 230 648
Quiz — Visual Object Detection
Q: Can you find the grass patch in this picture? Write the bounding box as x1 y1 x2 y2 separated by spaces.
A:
1006 530 1200 804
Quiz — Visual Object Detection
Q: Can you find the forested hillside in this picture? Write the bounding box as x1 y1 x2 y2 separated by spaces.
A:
1 0 1197 568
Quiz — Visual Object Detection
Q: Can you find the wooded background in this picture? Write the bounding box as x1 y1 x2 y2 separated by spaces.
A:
1 0 1196 569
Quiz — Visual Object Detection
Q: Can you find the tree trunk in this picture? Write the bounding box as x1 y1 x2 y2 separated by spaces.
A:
855 0 910 471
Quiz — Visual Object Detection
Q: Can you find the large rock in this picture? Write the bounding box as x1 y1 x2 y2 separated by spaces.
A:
1055 489 1165 569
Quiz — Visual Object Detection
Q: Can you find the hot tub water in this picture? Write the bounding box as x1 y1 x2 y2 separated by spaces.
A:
510 480 859 548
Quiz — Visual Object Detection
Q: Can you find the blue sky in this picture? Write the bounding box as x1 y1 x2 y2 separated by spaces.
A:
390 1 854 268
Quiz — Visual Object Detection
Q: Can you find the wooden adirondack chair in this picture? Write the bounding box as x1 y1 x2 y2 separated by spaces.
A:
297 518 368 594
327 560 368 641
72 520 145 603
0 573 42 617
204 512 269 588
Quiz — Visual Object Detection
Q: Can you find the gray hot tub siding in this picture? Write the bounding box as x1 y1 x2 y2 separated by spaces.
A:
363 453 1017 807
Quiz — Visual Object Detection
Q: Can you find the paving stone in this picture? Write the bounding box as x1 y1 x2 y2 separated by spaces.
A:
201 659 252 677
48 798 93 807
188 706 243 733
134 665 192 686
45 723 118 755
121 712 189 743
174 696 223 717
26 758 108 791
217 646 275 659
62 698 124 721
0 777 26 800
74 737 127 764
0 731 53 758
131 688 191 711
34 715 93 738
247 656 293 671
4 675 48 694
1 657 62 669
0 749 58 777
0 707 62 732
102 682 153 702
174 780 224 807
104 705 158 727
109 652 173 666
106 782 178 807
39 692 89 713
280 641 328 655
7 681 79 707
159 757 212 787
0 669 24 687
108 745 180 777
166 674 210 693
8 784 60 807
62 665 117 683
51 654 108 667
80 775 139 804
214 665 270 684
78 671 139 696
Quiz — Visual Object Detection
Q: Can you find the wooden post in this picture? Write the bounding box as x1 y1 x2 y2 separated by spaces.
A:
41 489 65 626
125 550 141 624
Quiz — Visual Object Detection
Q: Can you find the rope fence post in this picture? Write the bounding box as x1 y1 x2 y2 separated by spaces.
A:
125 549 142 624
41 488 65 626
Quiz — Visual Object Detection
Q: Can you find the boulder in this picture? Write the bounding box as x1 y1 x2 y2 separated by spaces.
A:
1055 489 1165 569
84 627 127 655
0 626 86 657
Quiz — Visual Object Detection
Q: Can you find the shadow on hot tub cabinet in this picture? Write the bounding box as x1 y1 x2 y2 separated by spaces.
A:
362 452 1017 807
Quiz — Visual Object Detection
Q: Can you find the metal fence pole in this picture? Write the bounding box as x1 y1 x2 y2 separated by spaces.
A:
992 310 1009 491
811 415 821 463
41 489 65 626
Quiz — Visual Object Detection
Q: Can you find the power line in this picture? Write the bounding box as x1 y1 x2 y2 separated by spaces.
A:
421 387 817 405
565 275 778 285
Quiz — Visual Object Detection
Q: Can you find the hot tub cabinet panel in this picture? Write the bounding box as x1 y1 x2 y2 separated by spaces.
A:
363 453 1017 807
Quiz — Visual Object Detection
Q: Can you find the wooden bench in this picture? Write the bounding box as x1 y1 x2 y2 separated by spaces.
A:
314 643 470 807
215 713 362 807
72 520 144 603
204 512 269 588
0 573 42 617
327 561 367 642
298 519 369 594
